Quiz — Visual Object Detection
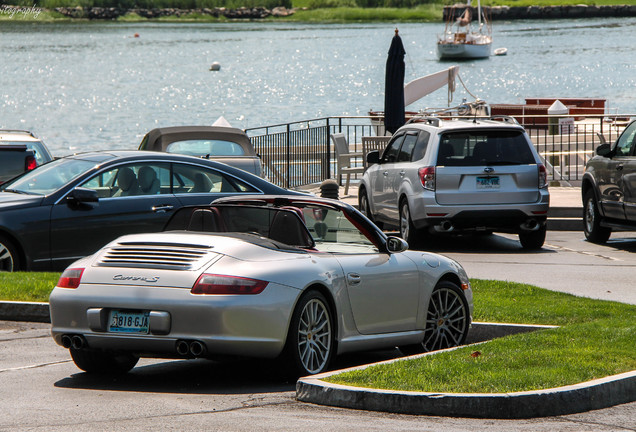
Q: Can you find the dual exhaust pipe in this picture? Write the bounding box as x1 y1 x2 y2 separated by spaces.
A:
61 334 207 358
176 340 207 358
61 334 87 350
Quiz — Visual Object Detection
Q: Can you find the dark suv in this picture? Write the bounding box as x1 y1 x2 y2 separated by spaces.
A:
582 119 636 243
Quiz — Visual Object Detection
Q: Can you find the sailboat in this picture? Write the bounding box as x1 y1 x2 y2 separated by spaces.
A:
437 0 492 59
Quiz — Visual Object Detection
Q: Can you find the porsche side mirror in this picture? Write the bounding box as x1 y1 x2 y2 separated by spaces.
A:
386 236 408 253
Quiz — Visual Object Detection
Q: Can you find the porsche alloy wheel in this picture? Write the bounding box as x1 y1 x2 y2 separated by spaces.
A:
400 281 469 355
423 282 470 351
288 291 334 376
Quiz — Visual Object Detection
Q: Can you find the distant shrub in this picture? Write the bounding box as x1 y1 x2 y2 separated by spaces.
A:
308 0 356 8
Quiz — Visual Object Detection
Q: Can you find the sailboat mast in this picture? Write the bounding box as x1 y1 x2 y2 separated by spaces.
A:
477 0 482 28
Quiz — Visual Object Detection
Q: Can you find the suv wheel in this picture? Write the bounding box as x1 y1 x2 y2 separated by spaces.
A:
519 225 546 250
399 200 419 246
583 190 611 244
359 188 383 229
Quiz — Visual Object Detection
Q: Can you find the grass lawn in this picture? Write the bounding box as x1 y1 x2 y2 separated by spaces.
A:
327 279 636 393
0 272 60 302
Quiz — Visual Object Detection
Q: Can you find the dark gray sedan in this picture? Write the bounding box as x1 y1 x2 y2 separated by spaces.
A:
0 150 297 272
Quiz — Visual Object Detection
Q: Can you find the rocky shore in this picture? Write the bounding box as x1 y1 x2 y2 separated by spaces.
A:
4 2 636 20
445 4 636 20
51 5 296 20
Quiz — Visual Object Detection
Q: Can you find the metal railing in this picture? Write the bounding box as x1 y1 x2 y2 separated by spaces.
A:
246 114 633 189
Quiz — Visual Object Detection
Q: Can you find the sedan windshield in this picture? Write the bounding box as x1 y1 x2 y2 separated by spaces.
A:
1 158 97 196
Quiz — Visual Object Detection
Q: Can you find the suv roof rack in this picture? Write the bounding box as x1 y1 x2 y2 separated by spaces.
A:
405 116 442 127
489 115 520 125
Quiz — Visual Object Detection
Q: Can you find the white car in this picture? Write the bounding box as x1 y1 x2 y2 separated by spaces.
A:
49 195 473 377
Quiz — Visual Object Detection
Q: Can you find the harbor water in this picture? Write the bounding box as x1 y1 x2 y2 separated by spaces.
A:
1 18 635 156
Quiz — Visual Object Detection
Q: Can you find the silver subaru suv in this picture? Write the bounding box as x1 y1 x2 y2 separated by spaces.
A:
358 117 550 249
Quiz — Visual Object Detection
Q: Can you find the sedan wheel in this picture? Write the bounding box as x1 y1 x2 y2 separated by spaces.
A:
583 190 611 244
399 281 469 355
0 235 19 272
286 291 334 376
70 348 139 374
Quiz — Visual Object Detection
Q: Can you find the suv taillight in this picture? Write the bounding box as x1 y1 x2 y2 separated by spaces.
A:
191 274 268 295
25 155 37 171
418 167 435 191
538 164 548 189
57 268 84 289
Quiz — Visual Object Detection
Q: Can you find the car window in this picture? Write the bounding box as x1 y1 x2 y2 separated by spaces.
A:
166 140 246 156
614 121 636 157
412 131 430 161
438 130 535 166
172 163 257 194
1 157 95 195
80 163 170 198
397 134 418 162
381 134 405 163
301 206 376 253
1 141 50 165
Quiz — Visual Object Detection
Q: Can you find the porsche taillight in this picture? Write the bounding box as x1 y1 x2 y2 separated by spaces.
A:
57 268 84 289
191 274 268 295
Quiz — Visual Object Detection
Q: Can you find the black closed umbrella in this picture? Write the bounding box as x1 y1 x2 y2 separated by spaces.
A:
384 28 406 135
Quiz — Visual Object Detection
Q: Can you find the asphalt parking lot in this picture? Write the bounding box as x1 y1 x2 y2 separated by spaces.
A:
1 230 635 431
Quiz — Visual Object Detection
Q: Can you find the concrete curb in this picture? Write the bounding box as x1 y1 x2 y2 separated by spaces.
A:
297 368 636 419
0 301 50 323
297 323 636 419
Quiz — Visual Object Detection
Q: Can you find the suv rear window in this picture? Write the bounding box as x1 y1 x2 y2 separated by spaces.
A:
438 130 535 166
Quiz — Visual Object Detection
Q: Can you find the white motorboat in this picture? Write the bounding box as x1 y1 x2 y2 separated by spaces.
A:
437 0 492 60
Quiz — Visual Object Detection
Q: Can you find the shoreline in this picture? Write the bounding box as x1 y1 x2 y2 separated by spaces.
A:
2 3 636 22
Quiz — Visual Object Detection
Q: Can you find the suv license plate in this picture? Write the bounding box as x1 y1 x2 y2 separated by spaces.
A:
108 310 150 334
476 176 500 189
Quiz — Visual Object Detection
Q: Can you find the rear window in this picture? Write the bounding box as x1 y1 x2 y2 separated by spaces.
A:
437 130 535 166
166 140 245 156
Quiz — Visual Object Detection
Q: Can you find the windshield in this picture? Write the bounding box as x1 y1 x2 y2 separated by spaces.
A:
1 157 97 195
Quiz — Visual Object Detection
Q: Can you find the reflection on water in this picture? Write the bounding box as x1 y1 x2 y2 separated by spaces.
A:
1 19 634 156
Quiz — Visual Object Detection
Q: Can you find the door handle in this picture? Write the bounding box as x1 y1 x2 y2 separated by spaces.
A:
346 273 361 286
383 171 389 177
399 170 406 177
152 205 174 213
617 164 624 171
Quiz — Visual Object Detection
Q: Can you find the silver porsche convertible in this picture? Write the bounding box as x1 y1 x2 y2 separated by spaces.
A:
50 195 473 377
